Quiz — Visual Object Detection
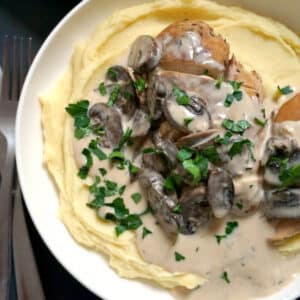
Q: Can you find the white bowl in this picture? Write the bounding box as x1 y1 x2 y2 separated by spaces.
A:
15 1 300 299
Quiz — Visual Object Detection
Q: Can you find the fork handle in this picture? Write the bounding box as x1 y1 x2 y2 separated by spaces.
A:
0 144 15 300
13 181 45 300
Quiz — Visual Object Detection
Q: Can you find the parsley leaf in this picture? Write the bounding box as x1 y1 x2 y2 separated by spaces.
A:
88 139 107 160
134 78 146 92
177 148 194 162
78 148 93 179
215 76 224 89
277 85 293 95
99 168 107 177
172 204 182 214
222 119 251 135
175 251 185 262
118 128 132 149
131 192 142 204
184 117 194 127
119 185 126 196
142 227 152 239
107 67 118 81
215 131 232 145
164 174 182 191
183 159 201 183
99 82 107 96
279 164 300 187
228 139 254 160
215 221 239 244
173 86 190 105
109 150 125 161
107 84 120 107
128 162 139 175
254 117 267 127
221 271 230 284
224 80 243 107
202 145 221 164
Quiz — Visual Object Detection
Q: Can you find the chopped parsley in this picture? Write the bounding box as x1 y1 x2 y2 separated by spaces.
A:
118 185 126 196
228 139 255 161
236 202 243 210
109 150 125 161
98 82 107 96
175 251 185 262
202 145 221 164
183 159 201 183
215 131 232 145
131 192 142 204
164 174 182 191
224 80 243 107
184 117 194 127
254 117 267 127
172 204 182 214
142 227 152 239
107 67 118 81
279 164 300 187
215 221 239 244
118 128 132 149
222 119 251 135
177 147 194 162
65 100 93 139
277 85 293 95
173 86 190 105
221 271 230 284
78 148 93 179
215 76 224 89
107 84 120 107
134 78 146 92
88 139 107 160
128 162 140 175
99 168 107 177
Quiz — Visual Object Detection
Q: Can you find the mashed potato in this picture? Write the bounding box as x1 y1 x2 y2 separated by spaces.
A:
40 0 300 290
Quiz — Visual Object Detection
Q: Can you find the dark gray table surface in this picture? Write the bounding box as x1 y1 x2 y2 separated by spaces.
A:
0 1 100 299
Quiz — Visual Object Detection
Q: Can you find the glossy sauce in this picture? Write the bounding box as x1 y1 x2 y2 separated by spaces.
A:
72 57 300 300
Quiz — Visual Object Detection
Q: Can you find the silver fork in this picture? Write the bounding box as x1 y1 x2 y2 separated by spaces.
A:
0 36 45 300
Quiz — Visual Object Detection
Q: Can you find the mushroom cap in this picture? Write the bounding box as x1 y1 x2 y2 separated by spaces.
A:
274 93 300 122
157 20 230 77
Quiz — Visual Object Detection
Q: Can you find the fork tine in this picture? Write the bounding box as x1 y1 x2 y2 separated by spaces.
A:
1 35 9 100
11 36 19 102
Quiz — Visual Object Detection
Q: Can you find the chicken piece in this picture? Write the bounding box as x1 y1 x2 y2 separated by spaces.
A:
274 93 300 122
225 55 264 101
156 20 230 78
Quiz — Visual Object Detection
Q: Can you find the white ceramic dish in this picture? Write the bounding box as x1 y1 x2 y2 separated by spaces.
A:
15 0 300 299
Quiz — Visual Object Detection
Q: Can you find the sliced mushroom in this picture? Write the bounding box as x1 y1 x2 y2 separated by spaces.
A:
268 220 300 245
88 103 123 149
146 72 169 120
152 131 178 169
176 129 219 149
128 35 162 73
159 121 184 142
131 109 151 138
264 189 300 219
138 169 181 238
262 137 298 186
178 187 211 234
142 152 169 175
163 93 211 133
156 20 229 77
225 55 264 100
105 65 138 117
207 168 234 218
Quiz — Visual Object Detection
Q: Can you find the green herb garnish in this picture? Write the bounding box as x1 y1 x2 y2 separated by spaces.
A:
277 85 293 95
221 271 230 284
279 164 300 187
164 174 182 191
215 76 224 89
107 67 118 81
172 204 182 214
131 192 142 204
224 80 243 107
99 82 107 96
215 221 239 244
173 86 190 105
134 78 146 92
118 128 132 149
183 159 201 183
175 251 185 262
202 145 221 164
228 139 255 161
99 168 107 177
184 117 194 127
222 119 251 135
88 139 107 160
142 227 152 239
215 131 232 145
254 117 267 127
78 148 93 179
177 147 194 162
118 185 126 196
107 84 120 107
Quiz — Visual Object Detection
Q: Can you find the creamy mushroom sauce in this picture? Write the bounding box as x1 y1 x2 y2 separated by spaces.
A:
71 49 300 299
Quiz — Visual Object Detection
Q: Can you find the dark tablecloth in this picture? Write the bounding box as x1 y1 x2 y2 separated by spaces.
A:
0 1 100 299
